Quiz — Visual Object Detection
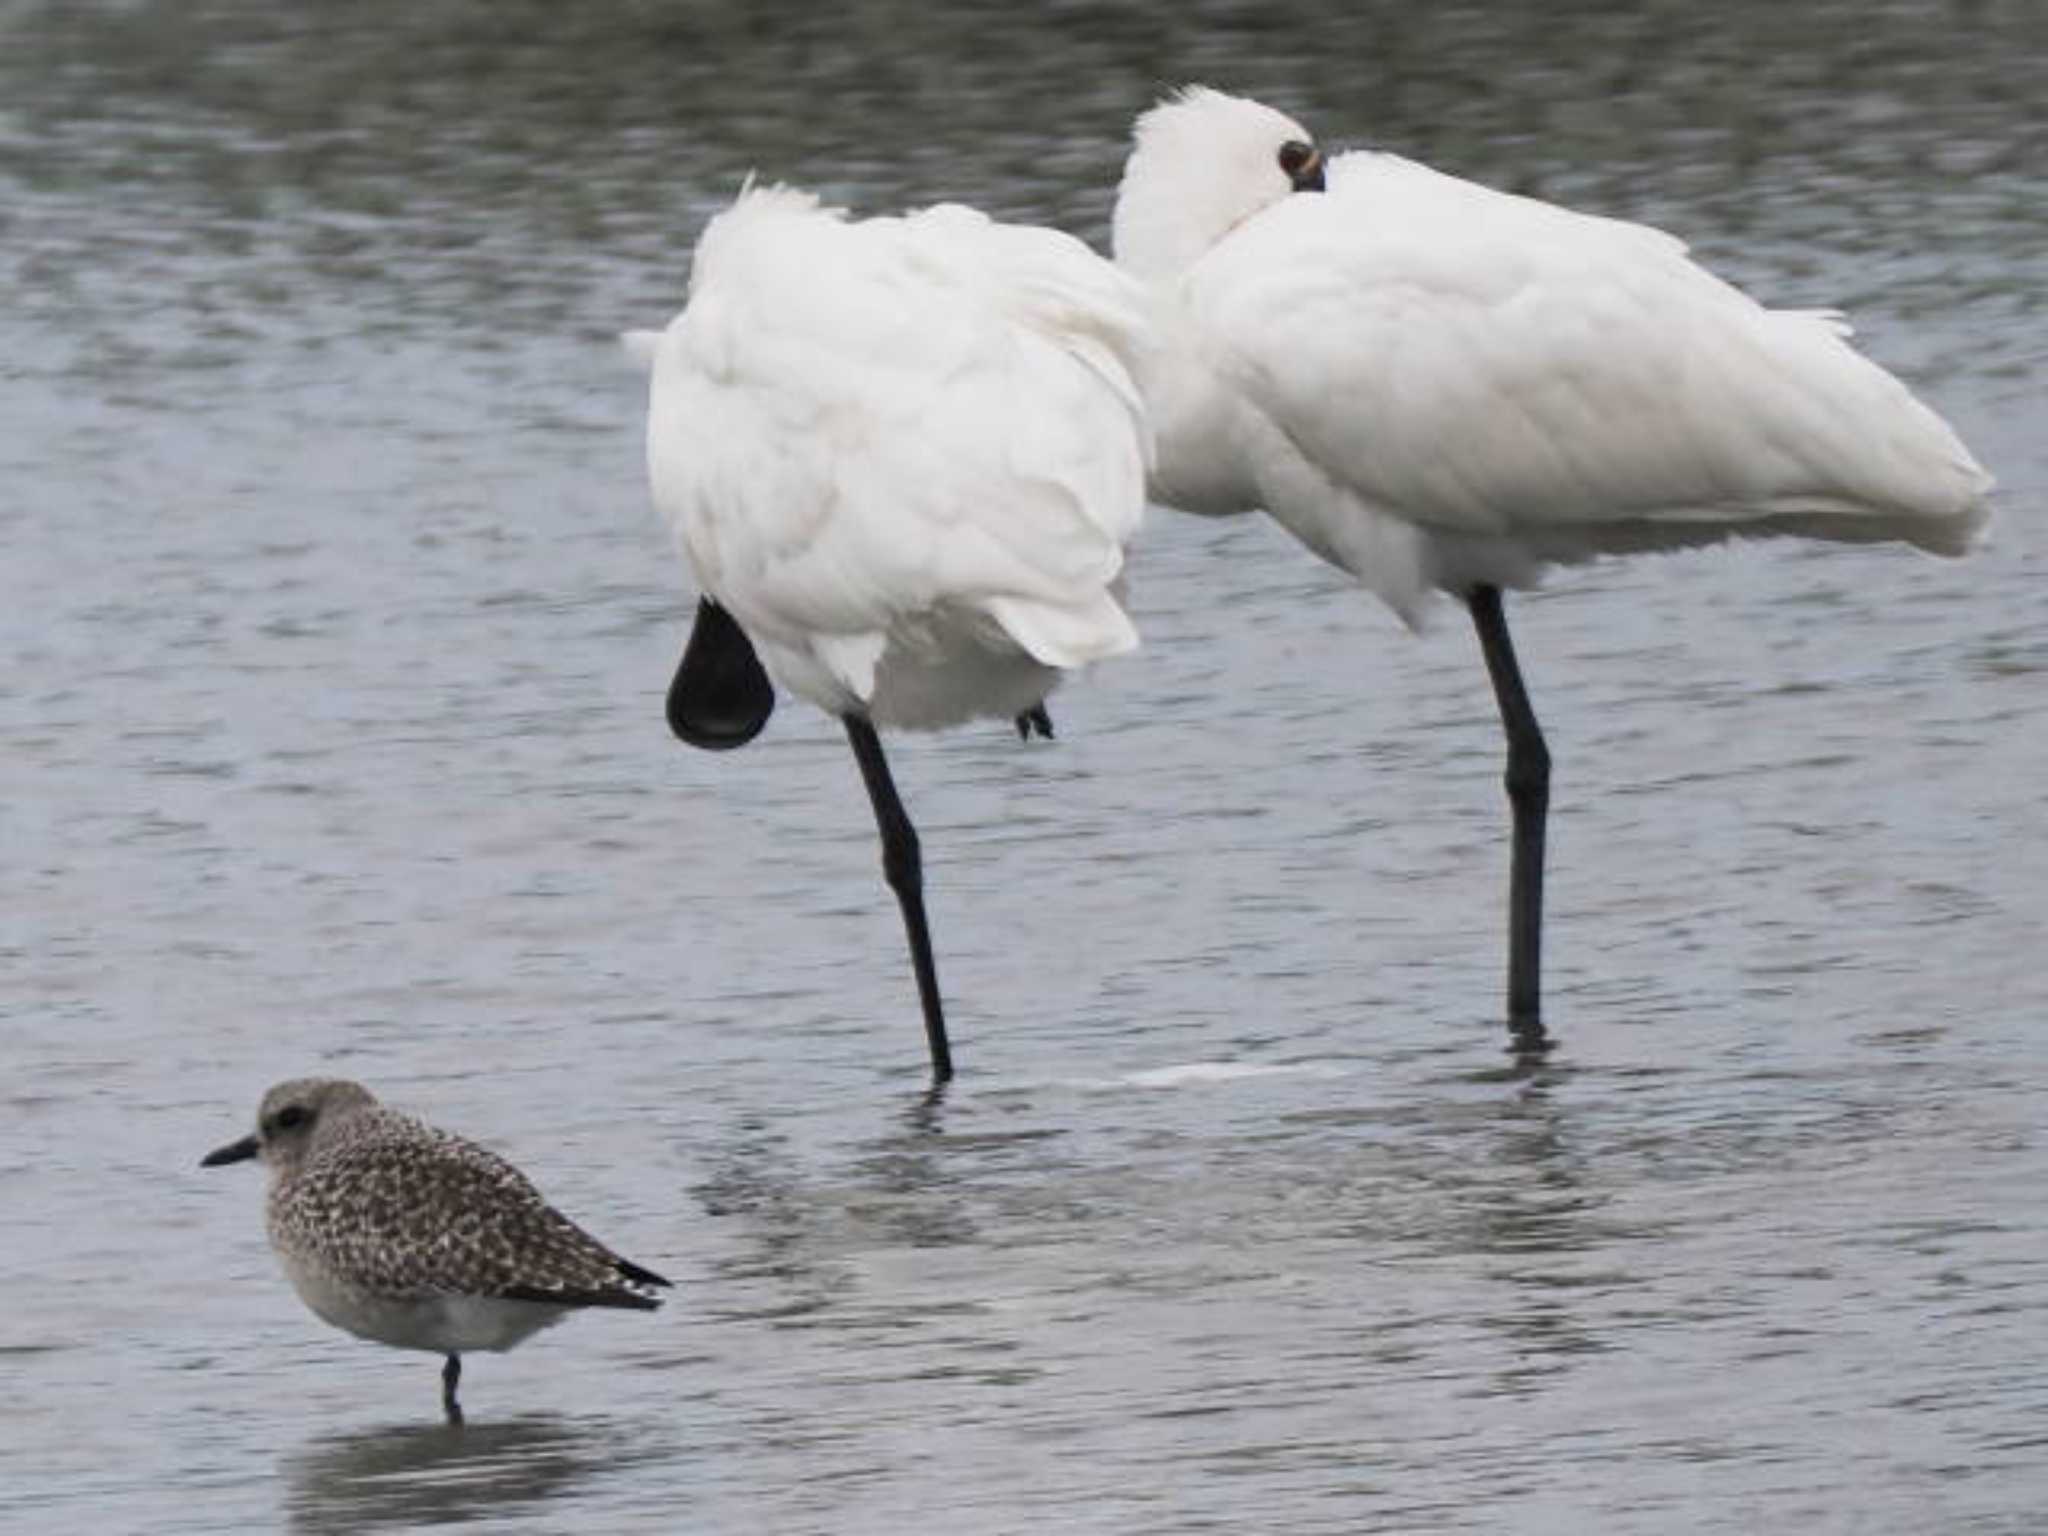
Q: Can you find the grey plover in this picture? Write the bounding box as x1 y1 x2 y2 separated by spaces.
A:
202 1077 670 1423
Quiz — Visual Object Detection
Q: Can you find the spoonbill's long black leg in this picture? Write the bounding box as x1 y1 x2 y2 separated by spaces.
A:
844 716 954 1083
1469 584 1550 1052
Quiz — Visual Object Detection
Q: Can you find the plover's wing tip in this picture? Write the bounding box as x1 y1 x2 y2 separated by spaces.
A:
614 1256 673 1291
499 1281 666 1312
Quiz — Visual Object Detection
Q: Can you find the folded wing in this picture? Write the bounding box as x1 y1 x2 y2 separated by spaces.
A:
1195 152 1990 560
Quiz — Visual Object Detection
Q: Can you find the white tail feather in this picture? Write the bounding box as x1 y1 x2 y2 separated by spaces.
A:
986 592 1140 668
619 330 664 372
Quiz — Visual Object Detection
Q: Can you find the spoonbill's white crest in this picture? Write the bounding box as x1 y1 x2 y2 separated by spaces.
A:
1114 87 1993 1051
634 185 1152 1083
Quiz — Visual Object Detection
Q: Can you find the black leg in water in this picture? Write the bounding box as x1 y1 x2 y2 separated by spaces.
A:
667 597 774 751
1468 585 1551 1054
1015 703 1054 741
441 1353 464 1426
844 715 954 1083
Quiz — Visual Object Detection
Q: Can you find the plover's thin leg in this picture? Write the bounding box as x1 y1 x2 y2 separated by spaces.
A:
442 1353 464 1426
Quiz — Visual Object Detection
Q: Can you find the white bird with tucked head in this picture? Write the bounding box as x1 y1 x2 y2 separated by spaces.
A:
1114 87 1993 1050
633 185 1152 1083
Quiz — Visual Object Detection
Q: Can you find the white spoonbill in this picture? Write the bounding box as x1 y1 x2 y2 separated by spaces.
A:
634 185 1152 1083
1113 87 1993 1050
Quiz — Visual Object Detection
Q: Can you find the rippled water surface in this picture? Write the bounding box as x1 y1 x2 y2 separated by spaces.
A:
4 2 2045 1532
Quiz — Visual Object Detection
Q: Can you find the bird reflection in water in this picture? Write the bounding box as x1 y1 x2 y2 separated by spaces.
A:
282 1414 653 1535
1458 1067 1637 1395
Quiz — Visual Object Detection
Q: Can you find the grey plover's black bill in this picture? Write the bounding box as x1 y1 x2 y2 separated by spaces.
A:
200 1134 259 1167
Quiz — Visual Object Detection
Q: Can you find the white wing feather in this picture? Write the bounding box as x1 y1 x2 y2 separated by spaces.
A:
1188 151 1991 614
644 188 1151 723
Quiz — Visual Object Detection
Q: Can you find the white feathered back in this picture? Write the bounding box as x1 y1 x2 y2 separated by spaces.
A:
640 186 1153 727
1115 87 1993 624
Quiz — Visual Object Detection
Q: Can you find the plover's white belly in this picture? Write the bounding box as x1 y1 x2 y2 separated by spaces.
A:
281 1251 569 1355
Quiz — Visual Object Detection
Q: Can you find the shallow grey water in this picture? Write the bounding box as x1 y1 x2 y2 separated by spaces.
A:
3 2 2045 1532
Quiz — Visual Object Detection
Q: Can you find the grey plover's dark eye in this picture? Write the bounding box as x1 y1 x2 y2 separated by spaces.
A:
275 1105 310 1130
1278 140 1316 176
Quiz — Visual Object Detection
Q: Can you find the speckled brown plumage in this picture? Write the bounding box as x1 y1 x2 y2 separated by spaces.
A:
258 1081 667 1307
203 1077 668 1419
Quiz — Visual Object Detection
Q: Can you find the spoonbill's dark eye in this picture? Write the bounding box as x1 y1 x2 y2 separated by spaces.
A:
274 1104 310 1131
1278 139 1326 192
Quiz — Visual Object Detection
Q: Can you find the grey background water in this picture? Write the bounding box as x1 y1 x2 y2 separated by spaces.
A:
3 1 2043 1530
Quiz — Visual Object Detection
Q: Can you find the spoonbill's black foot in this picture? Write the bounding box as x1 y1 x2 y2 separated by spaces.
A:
1507 1016 1551 1061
